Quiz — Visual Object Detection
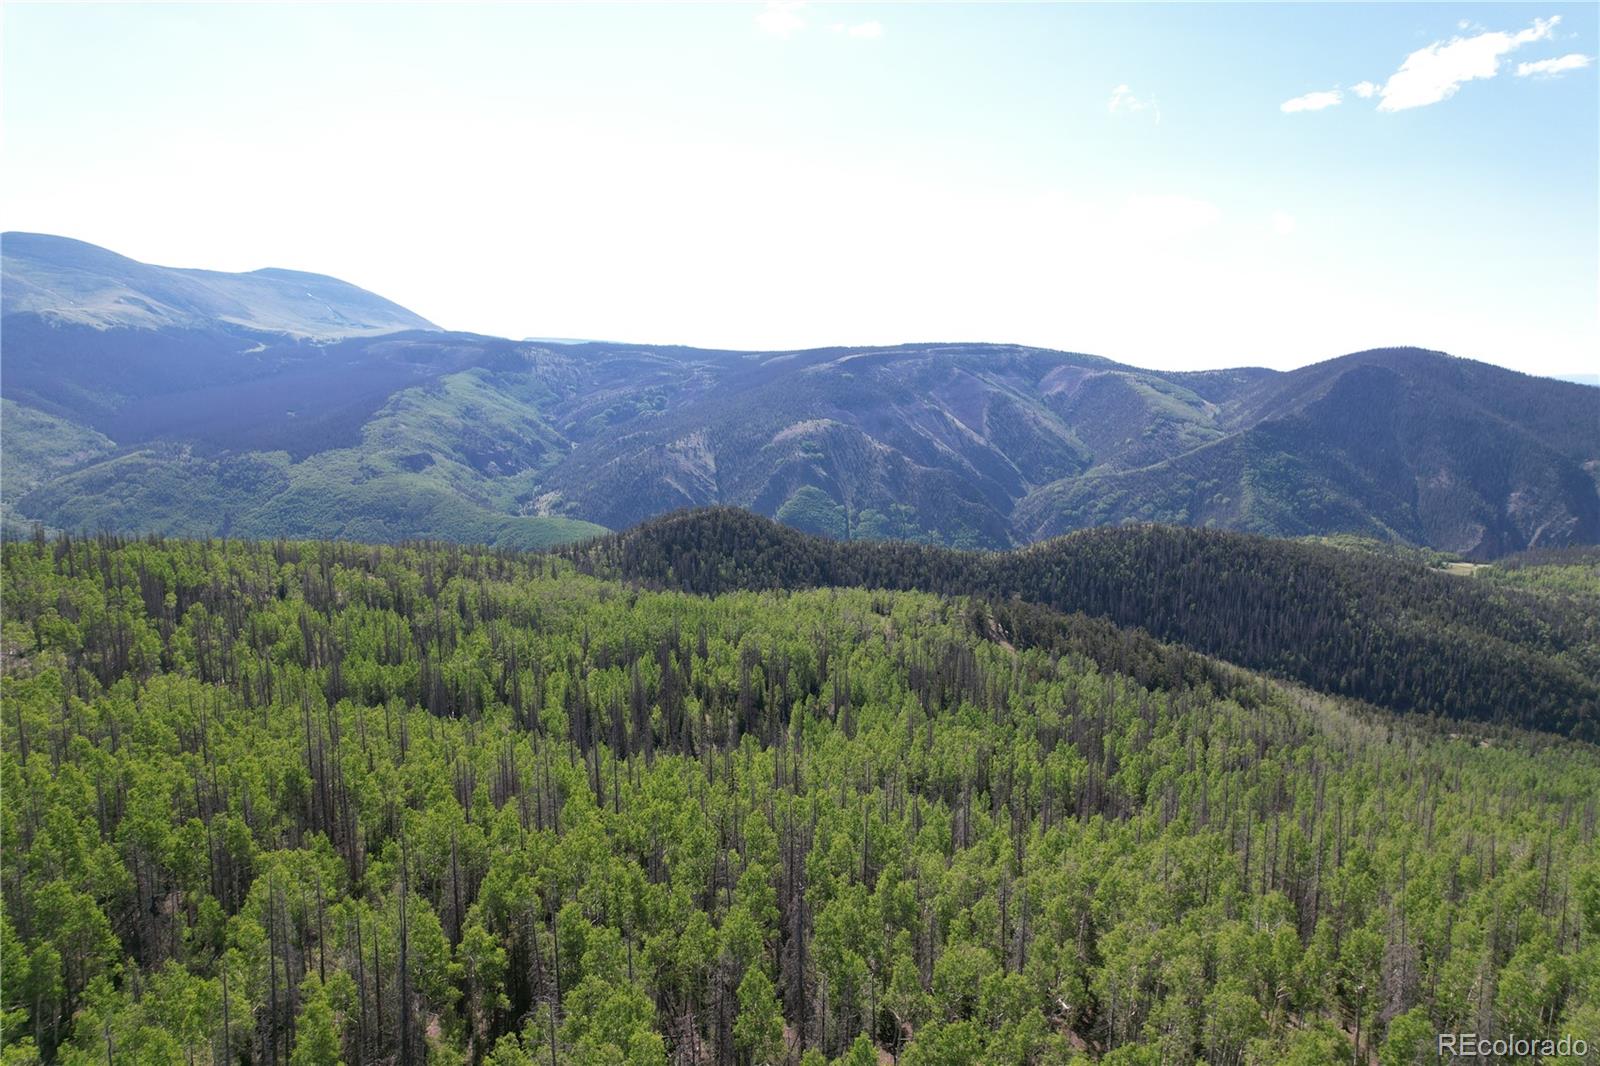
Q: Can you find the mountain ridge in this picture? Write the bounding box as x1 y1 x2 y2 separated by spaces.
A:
565 506 1600 736
3 234 1596 557
1 231 437 338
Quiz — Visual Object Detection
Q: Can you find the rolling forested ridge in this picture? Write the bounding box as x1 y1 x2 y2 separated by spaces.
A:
569 509 1600 738
3 530 1599 1065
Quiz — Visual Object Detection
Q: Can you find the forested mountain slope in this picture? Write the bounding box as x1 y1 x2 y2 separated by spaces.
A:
1017 349 1600 557
569 508 1600 736
1 235 600 548
6 235 1596 556
4 535 1598 1065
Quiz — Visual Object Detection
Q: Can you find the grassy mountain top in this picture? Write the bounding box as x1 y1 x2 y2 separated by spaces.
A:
1 231 437 338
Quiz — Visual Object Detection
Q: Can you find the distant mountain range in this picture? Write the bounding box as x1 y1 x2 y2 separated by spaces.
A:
4 232 1597 556
2 231 435 338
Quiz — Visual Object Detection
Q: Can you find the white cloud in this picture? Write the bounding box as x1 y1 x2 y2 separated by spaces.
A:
1377 16 1559 111
756 1 806 38
843 20 883 39
1351 81 1380 99
1281 89 1342 113
1517 53 1593 77
1270 210 1297 236
1119 194 1221 239
1108 84 1160 123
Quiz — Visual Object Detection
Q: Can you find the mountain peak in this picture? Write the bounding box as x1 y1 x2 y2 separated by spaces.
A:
1 231 436 339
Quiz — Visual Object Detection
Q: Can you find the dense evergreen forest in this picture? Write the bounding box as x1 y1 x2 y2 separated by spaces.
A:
567 509 1600 738
3 533 1599 1065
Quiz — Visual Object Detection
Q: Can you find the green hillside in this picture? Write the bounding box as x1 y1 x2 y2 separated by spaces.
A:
0 398 115 531
7 370 604 549
569 508 1600 736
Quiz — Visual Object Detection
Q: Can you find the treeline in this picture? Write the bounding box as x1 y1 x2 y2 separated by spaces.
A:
566 508 1600 736
3 533 1599 1064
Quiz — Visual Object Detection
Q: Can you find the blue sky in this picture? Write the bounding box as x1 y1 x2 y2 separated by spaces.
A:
4 3 1596 375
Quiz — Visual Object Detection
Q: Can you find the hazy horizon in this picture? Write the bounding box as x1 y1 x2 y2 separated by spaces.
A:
12 225 1600 387
4 3 1597 377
